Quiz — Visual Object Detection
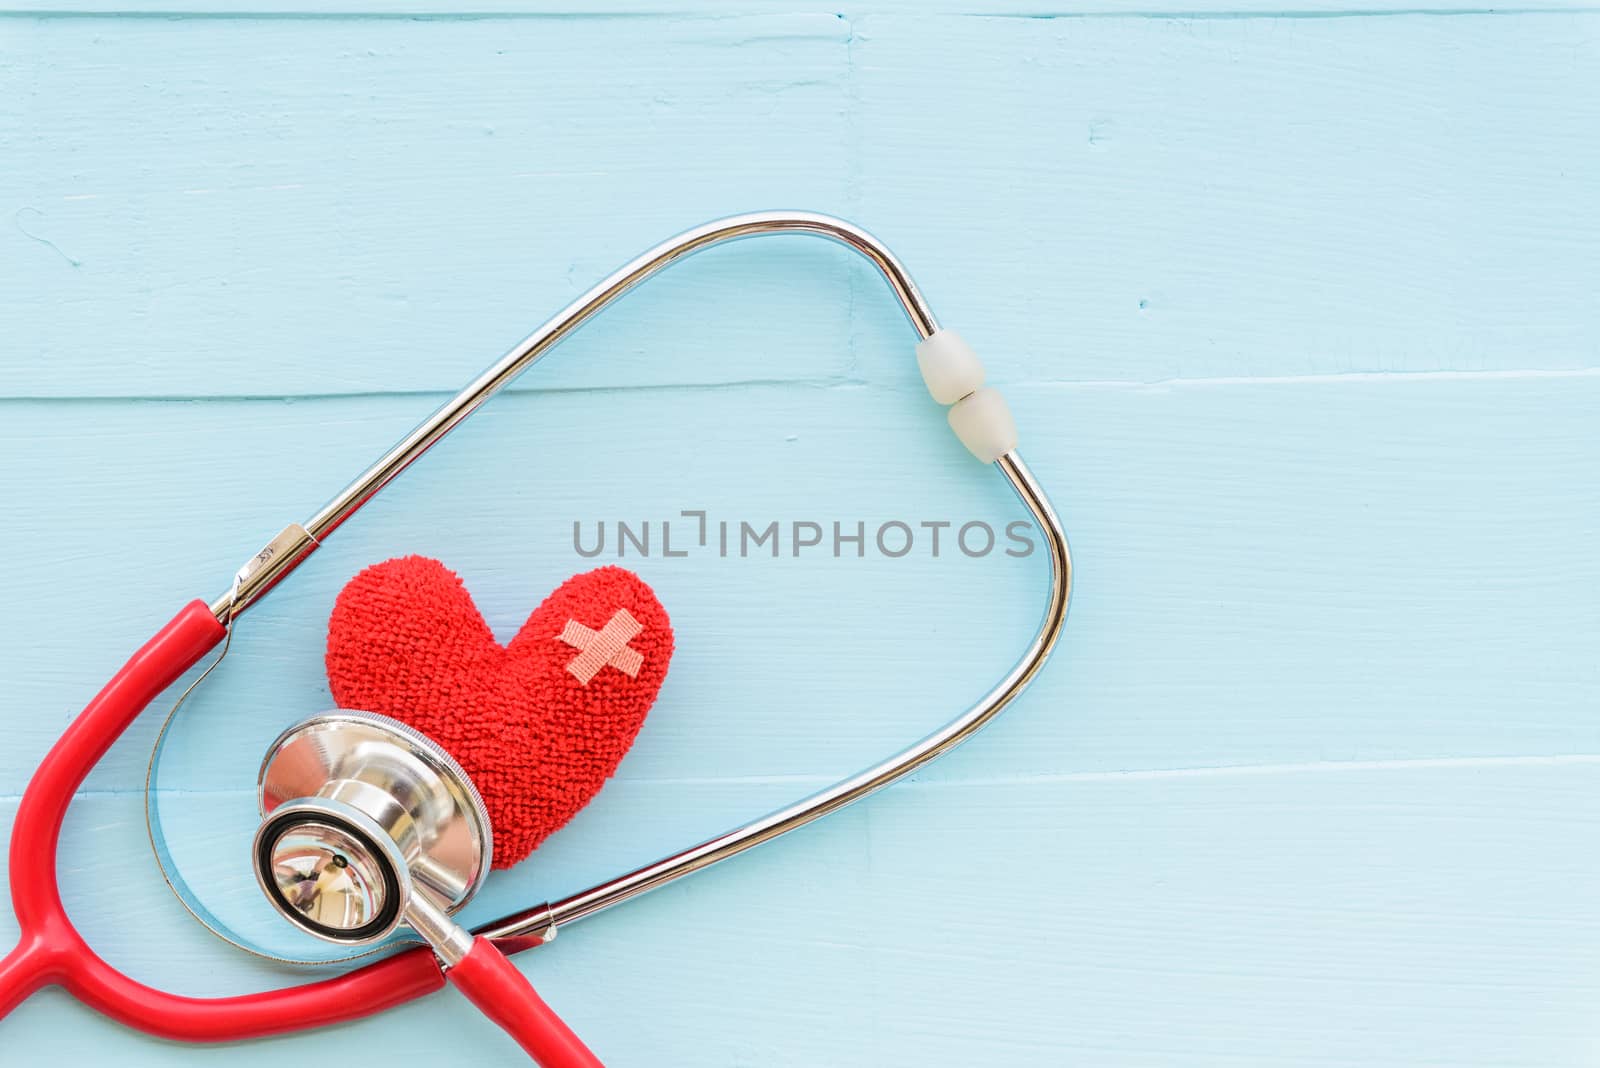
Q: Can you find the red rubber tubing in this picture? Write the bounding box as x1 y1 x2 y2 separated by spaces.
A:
0 601 448 1041
449 937 604 1067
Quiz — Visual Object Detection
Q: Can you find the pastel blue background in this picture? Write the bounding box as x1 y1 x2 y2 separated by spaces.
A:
2 2 1598 1064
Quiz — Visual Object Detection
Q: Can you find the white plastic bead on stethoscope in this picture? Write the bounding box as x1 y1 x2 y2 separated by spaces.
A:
947 387 1019 463
915 328 986 404
916 328 1019 462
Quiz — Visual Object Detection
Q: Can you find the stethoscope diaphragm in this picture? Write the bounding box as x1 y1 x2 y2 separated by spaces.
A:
253 710 493 949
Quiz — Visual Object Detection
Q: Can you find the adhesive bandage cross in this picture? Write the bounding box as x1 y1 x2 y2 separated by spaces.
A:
558 609 645 685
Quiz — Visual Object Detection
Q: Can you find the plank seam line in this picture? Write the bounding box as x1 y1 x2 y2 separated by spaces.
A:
1 365 1595 405
1062 366 1600 390
0 7 1595 18
974 5 1600 15
16 753 1600 804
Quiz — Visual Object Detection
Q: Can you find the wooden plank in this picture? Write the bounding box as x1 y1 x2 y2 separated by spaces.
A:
3 6 1594 1066
5 14 1596 398
853 12 1600 386
4 762 1598 1064
1 370 1593 795
0 13 862 397
3 2 1597 15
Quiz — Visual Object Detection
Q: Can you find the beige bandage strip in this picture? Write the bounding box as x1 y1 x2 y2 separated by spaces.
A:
558 608 645 685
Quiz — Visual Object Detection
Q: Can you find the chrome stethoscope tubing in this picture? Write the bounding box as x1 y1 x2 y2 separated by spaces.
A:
207 211 1072 950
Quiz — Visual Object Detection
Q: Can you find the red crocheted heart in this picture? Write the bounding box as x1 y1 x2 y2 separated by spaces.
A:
325 557 672 868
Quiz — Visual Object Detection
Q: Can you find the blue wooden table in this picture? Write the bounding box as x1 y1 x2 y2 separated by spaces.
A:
2 3 1597 1064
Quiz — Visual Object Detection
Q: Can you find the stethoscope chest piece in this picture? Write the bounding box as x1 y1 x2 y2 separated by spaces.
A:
253 710 493 947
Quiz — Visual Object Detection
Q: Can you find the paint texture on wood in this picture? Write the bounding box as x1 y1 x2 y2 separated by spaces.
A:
1 6 1596 1066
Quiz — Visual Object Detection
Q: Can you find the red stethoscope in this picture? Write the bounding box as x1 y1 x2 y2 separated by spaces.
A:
0 213 1071 1064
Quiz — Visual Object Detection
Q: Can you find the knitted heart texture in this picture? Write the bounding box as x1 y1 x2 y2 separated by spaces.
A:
326 557 673 868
